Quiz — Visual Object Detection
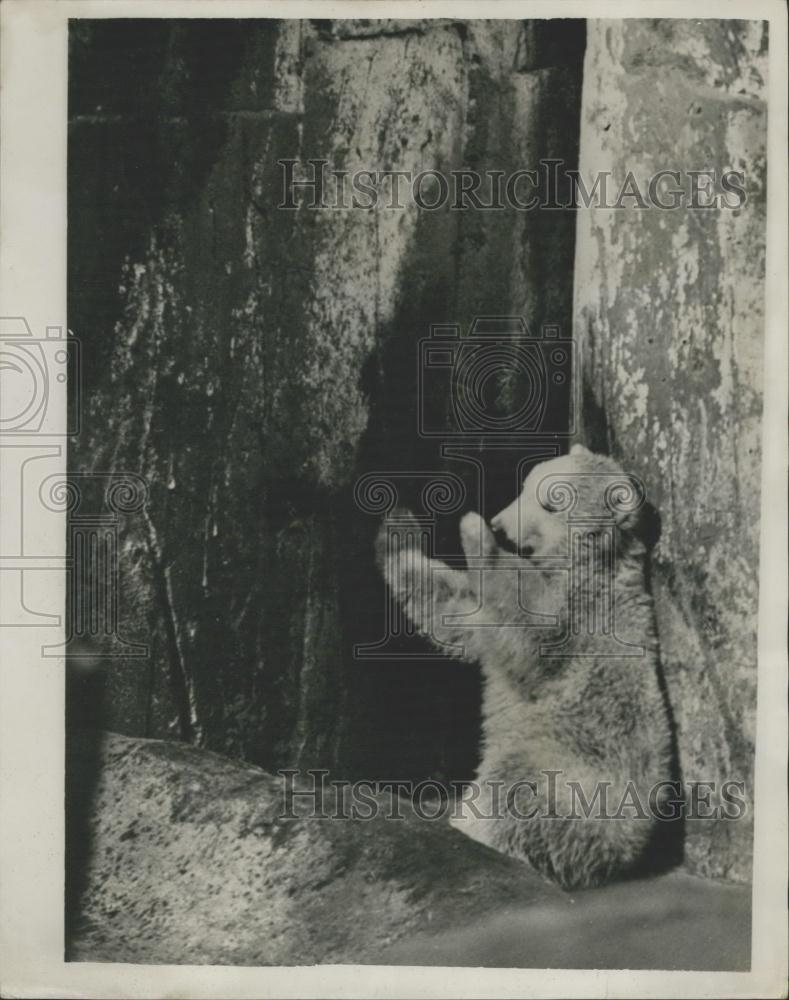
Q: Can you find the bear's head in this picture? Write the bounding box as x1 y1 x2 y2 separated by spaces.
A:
489 444 659 559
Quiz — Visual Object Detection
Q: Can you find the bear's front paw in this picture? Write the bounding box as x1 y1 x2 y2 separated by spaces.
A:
375 507 423 573
459 511 498 559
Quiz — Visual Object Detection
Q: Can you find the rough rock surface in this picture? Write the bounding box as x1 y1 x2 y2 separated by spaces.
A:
68 732 566 965
382 871 751 970
68 732 750 968
68 20 583 782
574 19 767 881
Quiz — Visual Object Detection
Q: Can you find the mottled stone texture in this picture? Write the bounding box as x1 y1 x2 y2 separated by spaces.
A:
68 21 583 779
574 20 767 880
68 732 565 964
68 732 750 969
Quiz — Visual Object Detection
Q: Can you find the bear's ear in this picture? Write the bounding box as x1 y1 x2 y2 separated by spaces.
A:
570 443 590 457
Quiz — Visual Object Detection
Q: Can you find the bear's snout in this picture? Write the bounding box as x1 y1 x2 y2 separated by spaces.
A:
491 521 518 554
492 526 510 548
492 524 534 557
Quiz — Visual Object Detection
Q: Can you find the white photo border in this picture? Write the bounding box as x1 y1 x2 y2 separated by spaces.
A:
0 2 786 997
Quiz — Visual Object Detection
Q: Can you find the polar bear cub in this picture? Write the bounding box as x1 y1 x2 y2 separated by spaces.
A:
377 444 673 889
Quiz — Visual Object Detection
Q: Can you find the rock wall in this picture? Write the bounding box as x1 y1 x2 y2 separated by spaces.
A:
574 19 767 880
70 17 765 883
68 732 566 964
68 732 751 969
68 20 583 780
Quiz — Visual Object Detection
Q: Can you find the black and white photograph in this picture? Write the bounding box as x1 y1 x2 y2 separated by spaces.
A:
0 2 786 997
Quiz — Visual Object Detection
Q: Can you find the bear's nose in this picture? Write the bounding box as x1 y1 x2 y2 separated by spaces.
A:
519 543 535 558
493 528 520 555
